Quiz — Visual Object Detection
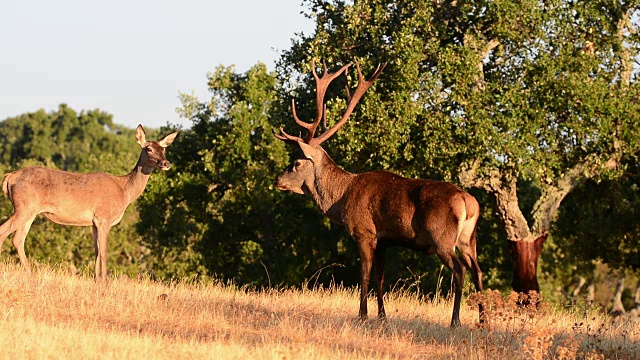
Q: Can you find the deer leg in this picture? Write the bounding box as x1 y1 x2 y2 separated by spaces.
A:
0 211 35 254
99 226 110 281
457 239 482 287
357 241 376 320
373 248 386 319
458 230 485 322
0 215 19 254
92 221 110 282
458 250 485 323
92 224 100 282
437 249 466 328
11 216 35 275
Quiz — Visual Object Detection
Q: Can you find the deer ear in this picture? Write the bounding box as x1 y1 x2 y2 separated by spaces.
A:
135 125 146 146
298 141 322 162
158 131 179 148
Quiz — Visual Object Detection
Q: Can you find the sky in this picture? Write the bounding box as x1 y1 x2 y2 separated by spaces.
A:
0 0 315 129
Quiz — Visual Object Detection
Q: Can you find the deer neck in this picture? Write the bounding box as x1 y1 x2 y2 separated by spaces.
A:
123 155 154 204
306 154 354 218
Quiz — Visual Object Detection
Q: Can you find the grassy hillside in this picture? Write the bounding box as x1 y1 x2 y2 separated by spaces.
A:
0 262 638 360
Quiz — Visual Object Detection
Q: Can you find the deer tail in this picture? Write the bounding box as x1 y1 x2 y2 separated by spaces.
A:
2 173 13 199
456 192 480 247
455 198 467 245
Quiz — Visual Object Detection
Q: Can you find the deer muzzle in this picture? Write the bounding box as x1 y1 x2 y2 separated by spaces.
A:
275 178 288 191
159 160 171 170
274 175 305 194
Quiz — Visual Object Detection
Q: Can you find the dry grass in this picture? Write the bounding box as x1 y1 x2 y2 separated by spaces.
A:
0 262 638 360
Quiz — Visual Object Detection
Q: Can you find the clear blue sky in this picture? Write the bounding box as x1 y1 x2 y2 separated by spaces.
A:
0 0 314 129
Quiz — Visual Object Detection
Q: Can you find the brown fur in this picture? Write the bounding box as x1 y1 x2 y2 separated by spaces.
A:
0 125 178 281
508 234 547 294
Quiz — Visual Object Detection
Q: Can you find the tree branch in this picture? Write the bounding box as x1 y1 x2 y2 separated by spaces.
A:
481 39 500 61
462 31 501 93
617 9 633 88
531 154 619 235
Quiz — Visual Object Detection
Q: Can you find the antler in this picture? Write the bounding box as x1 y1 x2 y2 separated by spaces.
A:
274 59 386 147
310 59 386 147
275 61 351 144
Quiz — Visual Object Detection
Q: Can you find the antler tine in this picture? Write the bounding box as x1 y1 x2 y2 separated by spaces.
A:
291 99 314 130
370 61 387 82
310 59 386 147
311 60 320 80
322 103 328 131
272 126 304 144
354 58 387 86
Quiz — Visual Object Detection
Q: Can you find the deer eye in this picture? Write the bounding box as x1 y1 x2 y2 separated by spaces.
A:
146 148 153 153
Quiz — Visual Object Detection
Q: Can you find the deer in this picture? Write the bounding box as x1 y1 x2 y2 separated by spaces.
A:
273 60 484 327
0 125 178 282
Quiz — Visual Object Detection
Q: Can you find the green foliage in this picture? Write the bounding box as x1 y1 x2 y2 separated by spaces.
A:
0 104 136 171
139 64 359 285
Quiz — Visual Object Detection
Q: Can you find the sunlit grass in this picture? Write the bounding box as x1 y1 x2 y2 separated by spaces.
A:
0 261 637 359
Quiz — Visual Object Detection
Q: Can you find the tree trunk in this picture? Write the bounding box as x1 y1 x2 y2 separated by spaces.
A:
611 276 626 316
460 153 622 297
634 280 640 310
507 234 547 294
587 275 596 303
630 280 640 318
571 276 587 298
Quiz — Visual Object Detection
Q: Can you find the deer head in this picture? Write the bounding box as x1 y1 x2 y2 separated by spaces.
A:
135 125 178 171
274 59 385 194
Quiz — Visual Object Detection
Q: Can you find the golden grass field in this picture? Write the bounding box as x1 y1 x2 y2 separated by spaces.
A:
0 262 638 360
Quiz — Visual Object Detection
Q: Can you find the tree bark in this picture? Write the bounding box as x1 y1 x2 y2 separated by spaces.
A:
460 161 545 295
463 30 500 93
616 9 633 89
587 275 596 303
571 276 587 298
629 280 640 318
634 279 640 310
612 275 626 316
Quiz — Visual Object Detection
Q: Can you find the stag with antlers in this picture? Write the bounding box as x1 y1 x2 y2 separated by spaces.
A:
274 60 484 327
